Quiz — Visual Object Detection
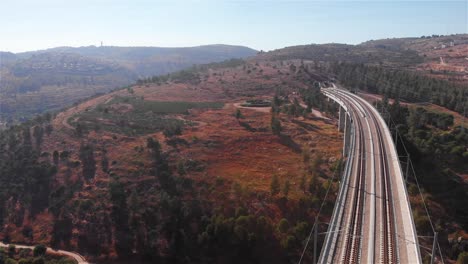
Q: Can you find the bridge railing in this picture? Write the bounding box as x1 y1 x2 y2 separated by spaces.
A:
318 91 356 264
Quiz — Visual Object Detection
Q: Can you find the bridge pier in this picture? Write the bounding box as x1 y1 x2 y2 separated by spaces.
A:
338 106 345 132
343 114 351 157
339 106 352 157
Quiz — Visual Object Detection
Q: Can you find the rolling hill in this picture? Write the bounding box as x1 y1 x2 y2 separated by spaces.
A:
0 56 343 263
0 35 467 263
0 45 257 122
257 34 468 83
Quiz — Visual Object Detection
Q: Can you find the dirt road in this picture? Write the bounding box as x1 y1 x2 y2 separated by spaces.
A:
0 242 88 264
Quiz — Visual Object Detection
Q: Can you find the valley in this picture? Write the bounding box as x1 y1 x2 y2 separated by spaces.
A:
0 34 467 264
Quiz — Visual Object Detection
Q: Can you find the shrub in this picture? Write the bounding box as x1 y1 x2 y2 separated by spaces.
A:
177 161 186 176
414 213 431 235
457 251 468 264
59 151 70 160
271 115 282 135
277 218 289 233
5 258 18 264
215 177 224 186
270 174 280 196
32 258 44 264
17 249 30 259
235 109 242 119
281 235 296 250
18 259 32 264
293 222 309 242
33 245 46 257
408 184 418 196
163 123 182 138
8 245 15 257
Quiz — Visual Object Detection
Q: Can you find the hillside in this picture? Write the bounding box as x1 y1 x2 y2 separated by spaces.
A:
361 34 468 83
256 43 424 67
0 45 257 122
3 35 467 123
258 34 468 83
22 45 258 76
0 52 17 65
0 59 343 263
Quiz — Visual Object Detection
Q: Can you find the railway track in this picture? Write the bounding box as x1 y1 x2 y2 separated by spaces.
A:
341 104 365 264
370 102 398 264
318 87 420 264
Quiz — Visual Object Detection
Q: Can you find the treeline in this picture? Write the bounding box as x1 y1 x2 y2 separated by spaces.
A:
191 58 245 71
328 62 468 114
377 99 468 238
0 114 56 231
100 137 316 263
258 43 423 66
137 70 201 85
298 82 339 117
136 58 245 86
0 112 94 249
378 98 467 164
406 106 454 130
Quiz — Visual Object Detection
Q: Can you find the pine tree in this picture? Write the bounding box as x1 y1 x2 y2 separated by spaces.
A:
271 114 282 136
270 174 280 196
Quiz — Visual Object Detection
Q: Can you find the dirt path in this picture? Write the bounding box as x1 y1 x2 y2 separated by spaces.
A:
53 91 124 131
0 242 88 264
311 108 329 119
232 102 271 113
296 101 330 120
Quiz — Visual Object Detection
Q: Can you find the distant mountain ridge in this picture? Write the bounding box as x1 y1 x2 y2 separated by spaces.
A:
0 51 17 65
8 44 258 76
256 34 468 69
0 44 257 121
2 34 466 122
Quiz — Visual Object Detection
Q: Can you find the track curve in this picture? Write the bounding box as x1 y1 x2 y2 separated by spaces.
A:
318 87 421 264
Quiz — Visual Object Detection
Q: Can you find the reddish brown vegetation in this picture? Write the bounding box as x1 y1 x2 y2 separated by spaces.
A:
2 61 342 262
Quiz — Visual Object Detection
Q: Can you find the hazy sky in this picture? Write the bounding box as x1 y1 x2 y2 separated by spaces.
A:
1 0 466 52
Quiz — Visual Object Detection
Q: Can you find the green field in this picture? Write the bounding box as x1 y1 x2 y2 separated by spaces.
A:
69 96 224 136
107 96 224 114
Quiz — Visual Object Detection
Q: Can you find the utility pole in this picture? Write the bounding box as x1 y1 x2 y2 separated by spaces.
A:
406 154 410 182
313 216 318 264
431 232 438 264
394 126 398 145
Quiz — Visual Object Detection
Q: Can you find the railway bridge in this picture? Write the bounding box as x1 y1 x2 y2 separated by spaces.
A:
318 87 422 264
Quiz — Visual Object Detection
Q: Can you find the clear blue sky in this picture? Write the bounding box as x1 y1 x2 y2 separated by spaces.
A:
1 0 466 52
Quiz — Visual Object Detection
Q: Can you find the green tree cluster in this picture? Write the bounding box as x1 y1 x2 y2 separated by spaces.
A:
329 62 467 114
